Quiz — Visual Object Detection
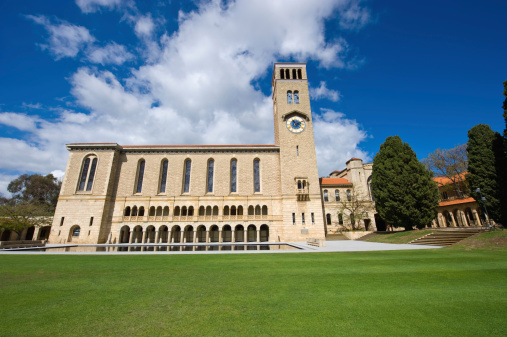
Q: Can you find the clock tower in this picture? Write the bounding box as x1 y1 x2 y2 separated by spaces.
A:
272 63 325 241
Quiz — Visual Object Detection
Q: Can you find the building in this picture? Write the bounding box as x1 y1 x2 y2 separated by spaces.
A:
48 63 329 244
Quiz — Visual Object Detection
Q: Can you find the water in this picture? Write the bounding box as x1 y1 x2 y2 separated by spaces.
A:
33 244 300 253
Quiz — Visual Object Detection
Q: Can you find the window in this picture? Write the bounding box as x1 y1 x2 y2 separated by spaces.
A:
89 217 93 226
78 156 98 191
136 160 145 193
285 69 290 79
442 192 448 200
294 91 299 104
207 159 214 193
326 214 331 225
183 159 191 193
297 69 302 79
346 189 351 201
292 213 296 225
335 189 340 201
339 213 343 225
324 190 329 202
253 159 260 192
160 160 168 193
287 91 293 104
280 69 285 79
60 217 64 226
230 159 237 193
292 69 297 79
72 226 80 237
302 213 305 225
311 213 315 224
367 176 374 201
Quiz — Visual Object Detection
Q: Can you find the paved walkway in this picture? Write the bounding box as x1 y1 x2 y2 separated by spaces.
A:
0 240 442 255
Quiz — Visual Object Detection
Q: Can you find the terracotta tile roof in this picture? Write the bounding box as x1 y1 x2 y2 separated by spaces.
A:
439 197 476 207
346 157 362 164
432 173 467 186
319 177 352 186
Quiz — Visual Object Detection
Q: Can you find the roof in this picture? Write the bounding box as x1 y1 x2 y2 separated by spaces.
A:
432 173 467 186
67 143 279 151
345 157 362 164
319 178 352 186
439 197 476 207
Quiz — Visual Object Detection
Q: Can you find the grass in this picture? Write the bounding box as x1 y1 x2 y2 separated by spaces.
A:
366 229 434 244
1 248 507 336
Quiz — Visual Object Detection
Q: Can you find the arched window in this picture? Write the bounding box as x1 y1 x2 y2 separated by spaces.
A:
346 189 352 201
335 190 340 201
149 206 155 216
442 192 448 200
297 69 302 79
285 69 290 79
338 213 343 225
138 206 145 216
136 160 145 194
253 159 260 192
294 91 299 104
212 206 219 216
292 69 297 79
163 206 169 216
207 159 214 193
326 214 331 225
156 206 162 216
199 206 205 216
183 159 191 193
262 205 268 215
72 226 81 237
231 205 236 216
230 159 237 193
324 190 329 202
78 156 98 191
131 206 138 216
224 206 230 216
205 206 212 216
280 69 285 79
124 207 131 216
160 160 168 193
255 205 261 215
237 205 243 215
248 206 254 215
182 206 187 216
287 91 293 104
174 206 181 217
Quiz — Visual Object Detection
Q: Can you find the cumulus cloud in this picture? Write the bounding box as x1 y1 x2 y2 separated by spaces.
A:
5 0 372 178
310 81 341 102
75 0 129 13
87 42 135 65
0 112 40 132
314 109 370 175
27 15 95 59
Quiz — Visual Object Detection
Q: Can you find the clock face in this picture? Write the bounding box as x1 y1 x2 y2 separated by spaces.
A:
286 116 306 133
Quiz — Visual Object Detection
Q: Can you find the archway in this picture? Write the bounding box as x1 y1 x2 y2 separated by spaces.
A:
38 226 52 240
145 225 156 243
68 225 81 243
171 225 181 243
197 225 207 242
119 225 130 243
374 214 386 231
158 225 169 243
260 224 269 242
235 225 244 242
222 225 232 242
132 225 143 243
209 225 219 242
25 227 35 240
247 225 257 242
184 225 194 243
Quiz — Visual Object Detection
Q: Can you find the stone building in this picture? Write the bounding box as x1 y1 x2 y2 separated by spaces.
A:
48 63 328 244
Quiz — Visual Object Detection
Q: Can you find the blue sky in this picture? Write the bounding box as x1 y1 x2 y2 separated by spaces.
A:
0 0 506 195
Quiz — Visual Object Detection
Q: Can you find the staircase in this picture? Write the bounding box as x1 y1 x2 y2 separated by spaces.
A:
409 229 482 246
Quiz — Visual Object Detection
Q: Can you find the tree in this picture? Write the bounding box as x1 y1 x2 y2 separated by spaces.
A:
466 124 504 223
337 186 374 231
422 144 468 197
0 201 53 240
8 174 61 210
371 136 440 230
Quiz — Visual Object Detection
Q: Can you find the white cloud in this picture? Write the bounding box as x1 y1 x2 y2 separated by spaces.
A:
310 81 341 102
134 14 155 37
337 0 371 30
87 42 134 65
75 0 128 13
314 109 370 175
6 0 371 178
27 15 95 59
0 112 40 132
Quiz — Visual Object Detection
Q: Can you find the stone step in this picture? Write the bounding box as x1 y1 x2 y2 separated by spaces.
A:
409 230 480 246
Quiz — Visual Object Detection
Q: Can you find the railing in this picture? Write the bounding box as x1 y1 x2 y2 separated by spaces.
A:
122 214 270 222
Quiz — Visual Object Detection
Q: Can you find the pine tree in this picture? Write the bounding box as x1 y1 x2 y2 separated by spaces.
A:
371 136 439 230
466 124 502 223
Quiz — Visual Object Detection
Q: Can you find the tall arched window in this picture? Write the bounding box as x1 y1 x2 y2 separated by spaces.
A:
297 69 302 79
287 91 292 104
335 189 340 201
326 214 331 225
78 156 98 191
346 189 352 201
280 69 285 79
72 226 81 237
323 190 329 202
183 159 191 193
207 159 214 193
338 213 343 225
285 69 290 79
230 159 237 193
294 91 299 104
253 159 260 192
292 69 297 79
159 160 168 193
136 160 145 194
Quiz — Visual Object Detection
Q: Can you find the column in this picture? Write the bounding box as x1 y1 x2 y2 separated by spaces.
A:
141 230 147 243
219 230 223 243
256 230 260 242
33 227 41 241
231 230 235 243
193 231 197 243
155 231 160 243
449 213 457 227
206 230 210 243
244 230 247 243
129 231 134 244
180 231 184 243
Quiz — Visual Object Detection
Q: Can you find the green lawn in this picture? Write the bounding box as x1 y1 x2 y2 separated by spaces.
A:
1 249 506 336
366 230 434 244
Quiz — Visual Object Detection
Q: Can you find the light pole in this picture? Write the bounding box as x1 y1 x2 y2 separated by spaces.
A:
475 188 492 229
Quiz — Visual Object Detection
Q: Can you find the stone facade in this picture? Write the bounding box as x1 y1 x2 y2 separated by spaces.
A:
48 63 327 244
